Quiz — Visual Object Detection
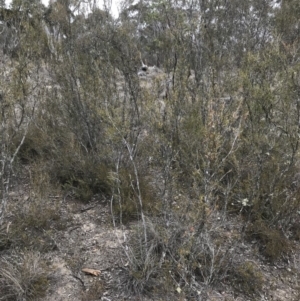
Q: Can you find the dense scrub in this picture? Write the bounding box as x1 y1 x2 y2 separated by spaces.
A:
0 0 300 299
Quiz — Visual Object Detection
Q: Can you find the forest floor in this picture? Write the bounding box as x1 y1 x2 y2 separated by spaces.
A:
5 175 300 301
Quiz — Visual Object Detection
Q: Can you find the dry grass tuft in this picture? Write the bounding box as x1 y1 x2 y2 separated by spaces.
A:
0 252 50 301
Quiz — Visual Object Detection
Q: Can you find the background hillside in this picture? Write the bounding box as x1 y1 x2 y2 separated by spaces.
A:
0 0 300 300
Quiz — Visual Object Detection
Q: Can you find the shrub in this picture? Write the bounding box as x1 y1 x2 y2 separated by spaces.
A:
14 125 49 164
50 149 112 203
121 213 233 297
111 167 159 223
232 261 264 298
246 219 291 261
0 252 50 301
14 114 112 203
3 196 67 252
119 218 169 295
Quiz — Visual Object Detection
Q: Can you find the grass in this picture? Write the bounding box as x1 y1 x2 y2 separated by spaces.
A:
0 252 50 301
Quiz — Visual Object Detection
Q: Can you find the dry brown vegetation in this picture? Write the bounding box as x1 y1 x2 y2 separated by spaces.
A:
0 0 300 300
